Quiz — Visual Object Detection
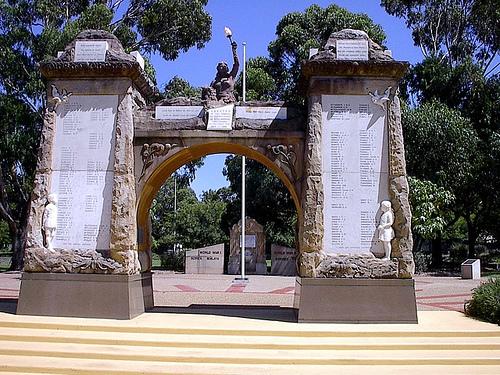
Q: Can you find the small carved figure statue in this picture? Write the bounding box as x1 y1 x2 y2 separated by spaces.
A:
378 200 395 260
43 193 58 252
203 39 239 103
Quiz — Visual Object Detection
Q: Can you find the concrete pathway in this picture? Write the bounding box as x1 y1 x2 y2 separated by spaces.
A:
0 271 487 313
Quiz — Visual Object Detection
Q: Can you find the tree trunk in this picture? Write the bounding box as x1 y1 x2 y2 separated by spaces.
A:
466 221 478 258
431 237 442 269
9 227 27 271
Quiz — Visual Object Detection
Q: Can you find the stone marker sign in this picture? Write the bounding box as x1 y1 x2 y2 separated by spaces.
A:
207 104 233 130
74 41 108 62
228 218 266 275
52 95 117 251
235 106 287 120
336 39 369 60
155 106 203 120
185 244 224 274
271 244 297 276
321 94 389 256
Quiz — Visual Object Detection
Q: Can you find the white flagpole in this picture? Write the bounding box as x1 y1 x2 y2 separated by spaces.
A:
242 42 246 103
240 156 246 280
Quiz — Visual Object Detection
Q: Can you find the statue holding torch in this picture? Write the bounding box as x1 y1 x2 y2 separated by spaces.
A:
203 27 239 104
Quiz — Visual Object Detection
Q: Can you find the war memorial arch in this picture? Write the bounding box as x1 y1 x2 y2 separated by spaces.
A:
17 29 417 323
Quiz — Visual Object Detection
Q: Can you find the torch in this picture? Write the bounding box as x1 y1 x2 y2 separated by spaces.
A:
224 26 233 44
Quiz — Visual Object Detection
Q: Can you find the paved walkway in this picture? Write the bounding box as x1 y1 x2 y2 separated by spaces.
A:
0 271 486 313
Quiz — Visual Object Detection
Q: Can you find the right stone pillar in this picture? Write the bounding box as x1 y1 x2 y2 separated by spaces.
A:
295 29 417 323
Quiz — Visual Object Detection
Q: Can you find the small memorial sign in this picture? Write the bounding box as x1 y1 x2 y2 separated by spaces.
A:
235 106 287 120
185 244 224 274
207 104 233 130
336 39 369 61
74 41 108 62
155 106 203 120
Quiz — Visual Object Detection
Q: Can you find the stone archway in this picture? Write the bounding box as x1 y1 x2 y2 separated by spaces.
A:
134 140 304 271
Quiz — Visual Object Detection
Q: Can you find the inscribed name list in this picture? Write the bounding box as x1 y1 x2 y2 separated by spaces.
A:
321 95 389 255
51 95 118 251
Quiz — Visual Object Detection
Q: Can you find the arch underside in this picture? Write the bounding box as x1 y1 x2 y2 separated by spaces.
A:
134 133 305 263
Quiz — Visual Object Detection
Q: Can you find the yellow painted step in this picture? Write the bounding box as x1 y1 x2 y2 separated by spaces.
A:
1 355 500 375
1 341 499 366
0 327 499 351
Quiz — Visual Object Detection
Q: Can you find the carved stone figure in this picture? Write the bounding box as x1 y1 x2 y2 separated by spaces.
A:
203 40 239 103
378 200 395 260
368 86 392 109
43 193 58 252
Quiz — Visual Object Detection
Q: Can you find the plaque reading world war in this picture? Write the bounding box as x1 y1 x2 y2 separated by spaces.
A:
51 95 118 250
321 94 389 255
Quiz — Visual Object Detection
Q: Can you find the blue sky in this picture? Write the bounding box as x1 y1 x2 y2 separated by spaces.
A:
150 1 422 197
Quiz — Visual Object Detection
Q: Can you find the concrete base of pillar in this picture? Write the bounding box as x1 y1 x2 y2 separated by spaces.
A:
294 277 418 323
17 272 153 319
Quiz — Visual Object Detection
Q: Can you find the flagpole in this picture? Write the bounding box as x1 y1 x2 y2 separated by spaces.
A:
240 155 246 280
242 42 246 103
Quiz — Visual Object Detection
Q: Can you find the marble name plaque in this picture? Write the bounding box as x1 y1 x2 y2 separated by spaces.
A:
74 41 108 62
185 244 224 274
240 234 257 248
235 106 287 120
52 95 118 251
321 94 389 255
207 104 233 130
155 106 203 120
336 40 369 61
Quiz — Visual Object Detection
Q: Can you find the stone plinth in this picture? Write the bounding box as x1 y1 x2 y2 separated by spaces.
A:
228 218 266 275
17 272 153 319
294 277 417 323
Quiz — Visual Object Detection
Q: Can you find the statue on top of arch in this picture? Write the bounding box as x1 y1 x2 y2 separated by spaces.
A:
202 27 239 105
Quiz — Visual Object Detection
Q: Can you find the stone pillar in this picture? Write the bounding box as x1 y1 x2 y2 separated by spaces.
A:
294 29 417 323
18 30 156 319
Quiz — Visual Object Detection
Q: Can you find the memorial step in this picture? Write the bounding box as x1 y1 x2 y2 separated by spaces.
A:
1 311 499 374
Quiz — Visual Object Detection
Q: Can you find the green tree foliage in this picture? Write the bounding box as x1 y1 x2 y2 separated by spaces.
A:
235 57 277 101
381 0 499 72
0 0 212 270
222 156 296 248
163 75 201 99
151 179 227 253
385 1 499 258
268 4 386 103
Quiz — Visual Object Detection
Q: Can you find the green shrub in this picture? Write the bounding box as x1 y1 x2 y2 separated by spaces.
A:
465 278 500 325
413 251 432 274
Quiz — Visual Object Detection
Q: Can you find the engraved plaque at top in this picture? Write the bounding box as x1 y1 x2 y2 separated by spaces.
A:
336 40 369 61
74 41 108 62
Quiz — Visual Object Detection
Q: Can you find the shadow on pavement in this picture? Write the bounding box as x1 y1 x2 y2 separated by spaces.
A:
150 304 298 322
0 298 17 314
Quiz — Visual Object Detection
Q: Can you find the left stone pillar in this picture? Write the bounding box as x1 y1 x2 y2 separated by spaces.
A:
17 30 156 319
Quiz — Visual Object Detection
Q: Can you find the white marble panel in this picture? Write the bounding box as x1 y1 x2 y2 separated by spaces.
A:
74 41 108 62
336 40 369 61
155 106 203 120
207 104 233 130
321 94 389 255
235 106 287 120
51 95 118 251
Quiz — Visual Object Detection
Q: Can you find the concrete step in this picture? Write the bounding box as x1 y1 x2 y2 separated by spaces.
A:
1 340 500 365
1 311 499 374
1 327 499 350
1 355 500 375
